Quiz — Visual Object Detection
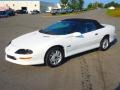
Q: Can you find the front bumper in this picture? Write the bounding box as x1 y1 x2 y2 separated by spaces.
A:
5 53 44 65
5 47 44 65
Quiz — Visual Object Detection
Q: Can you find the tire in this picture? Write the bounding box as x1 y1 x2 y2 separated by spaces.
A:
100 37 110 51
45 47 64 67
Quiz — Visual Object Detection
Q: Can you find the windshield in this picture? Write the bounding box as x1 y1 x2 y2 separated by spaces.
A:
39 21 76 35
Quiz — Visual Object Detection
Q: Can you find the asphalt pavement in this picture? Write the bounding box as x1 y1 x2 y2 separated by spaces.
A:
0 9 120 90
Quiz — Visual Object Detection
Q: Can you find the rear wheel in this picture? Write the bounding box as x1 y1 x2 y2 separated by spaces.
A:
100 37 110 51
45 47 64 67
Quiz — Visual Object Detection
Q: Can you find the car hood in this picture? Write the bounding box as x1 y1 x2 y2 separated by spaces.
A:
10 31 62 49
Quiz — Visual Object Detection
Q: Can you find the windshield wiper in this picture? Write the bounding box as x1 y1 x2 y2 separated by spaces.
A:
39 29 50 34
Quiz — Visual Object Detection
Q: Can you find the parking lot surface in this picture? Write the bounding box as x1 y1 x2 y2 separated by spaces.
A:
0 9 120 90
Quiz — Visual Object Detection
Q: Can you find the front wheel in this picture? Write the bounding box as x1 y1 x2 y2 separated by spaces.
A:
100 37 110 51
45 47 64 67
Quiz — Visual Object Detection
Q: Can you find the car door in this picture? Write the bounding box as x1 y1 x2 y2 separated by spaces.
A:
83 22 101 49
65 22 101 57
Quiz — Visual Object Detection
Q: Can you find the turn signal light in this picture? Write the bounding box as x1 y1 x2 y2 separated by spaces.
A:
19 57 32 60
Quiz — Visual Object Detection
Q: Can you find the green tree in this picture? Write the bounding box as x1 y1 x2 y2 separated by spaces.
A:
68 0 76 9
104 1 120 8
77 0 84 10
98 3 104 8
87 2 104 10
87 3 93 9
60 0 68 8
68 0 84 10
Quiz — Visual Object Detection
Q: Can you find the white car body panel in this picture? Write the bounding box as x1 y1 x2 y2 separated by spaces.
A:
5 24 116 65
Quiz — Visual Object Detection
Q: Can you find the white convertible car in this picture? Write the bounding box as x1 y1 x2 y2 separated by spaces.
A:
5 18 116 67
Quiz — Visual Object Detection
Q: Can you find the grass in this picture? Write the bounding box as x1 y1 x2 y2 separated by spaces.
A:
53 11 81 16
107 8 120 17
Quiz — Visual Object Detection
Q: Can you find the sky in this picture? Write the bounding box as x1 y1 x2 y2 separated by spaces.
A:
41 0 120 7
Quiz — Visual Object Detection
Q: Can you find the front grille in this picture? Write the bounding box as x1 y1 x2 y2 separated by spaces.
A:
7 55 16 60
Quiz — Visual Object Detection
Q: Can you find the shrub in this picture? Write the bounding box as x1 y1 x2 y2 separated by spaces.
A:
107 8 120 17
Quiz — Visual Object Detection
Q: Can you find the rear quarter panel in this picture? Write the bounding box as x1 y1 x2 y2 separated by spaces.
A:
101 24 116 42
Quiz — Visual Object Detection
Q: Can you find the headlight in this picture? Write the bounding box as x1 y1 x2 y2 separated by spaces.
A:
15 49 33 54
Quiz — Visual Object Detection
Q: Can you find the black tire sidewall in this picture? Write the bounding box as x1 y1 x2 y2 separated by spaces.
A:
45 47 64 67
100 37 110 51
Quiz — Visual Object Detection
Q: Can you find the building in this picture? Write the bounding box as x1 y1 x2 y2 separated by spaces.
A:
108 6 115 10
0 0 60 13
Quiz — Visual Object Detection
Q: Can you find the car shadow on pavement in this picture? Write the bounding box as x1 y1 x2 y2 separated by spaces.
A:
63 48 99 65
110 38 118 47
32 64 46 67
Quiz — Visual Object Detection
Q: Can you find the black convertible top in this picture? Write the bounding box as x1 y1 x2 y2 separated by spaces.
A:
62 18 104 29
62 18 97 22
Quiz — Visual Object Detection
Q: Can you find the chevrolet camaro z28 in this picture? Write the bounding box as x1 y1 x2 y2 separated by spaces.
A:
5 18 116 67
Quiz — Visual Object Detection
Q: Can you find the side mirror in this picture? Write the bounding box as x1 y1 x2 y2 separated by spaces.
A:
72 32 82 37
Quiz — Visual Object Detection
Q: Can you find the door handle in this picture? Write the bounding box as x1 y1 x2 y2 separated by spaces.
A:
95 33 98 35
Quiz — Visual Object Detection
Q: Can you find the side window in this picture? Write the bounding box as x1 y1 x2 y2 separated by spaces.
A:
85 22 96 32
75 22 97 34
75 23 87 34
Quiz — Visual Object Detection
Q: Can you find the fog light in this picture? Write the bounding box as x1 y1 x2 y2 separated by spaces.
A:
19 57 32 60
